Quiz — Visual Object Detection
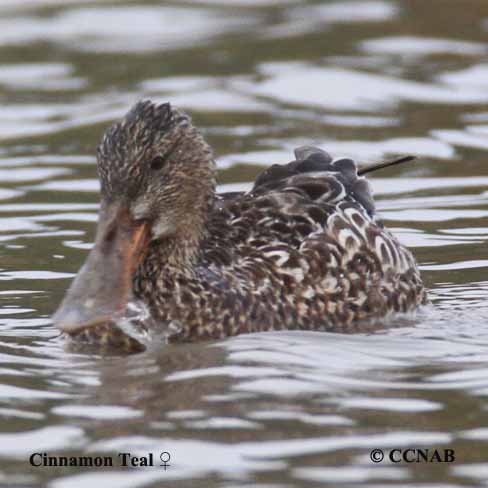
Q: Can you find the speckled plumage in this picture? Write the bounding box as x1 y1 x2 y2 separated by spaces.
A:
134 146 426 343
58 101 427 349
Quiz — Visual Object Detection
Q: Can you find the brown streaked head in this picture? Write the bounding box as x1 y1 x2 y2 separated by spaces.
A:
53 100 216 339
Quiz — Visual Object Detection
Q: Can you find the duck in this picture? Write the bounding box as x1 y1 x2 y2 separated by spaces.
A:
53 100 427 352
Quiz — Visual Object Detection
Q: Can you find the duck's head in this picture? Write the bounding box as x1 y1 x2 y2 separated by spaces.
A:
52 101 215 342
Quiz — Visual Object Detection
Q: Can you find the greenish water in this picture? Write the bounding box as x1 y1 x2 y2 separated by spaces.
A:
0 1 488 487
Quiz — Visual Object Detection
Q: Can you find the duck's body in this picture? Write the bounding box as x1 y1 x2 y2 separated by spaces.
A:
53 101 426 349
135 148 425 342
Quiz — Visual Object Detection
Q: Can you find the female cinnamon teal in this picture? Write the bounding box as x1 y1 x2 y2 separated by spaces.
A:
53 100 427 350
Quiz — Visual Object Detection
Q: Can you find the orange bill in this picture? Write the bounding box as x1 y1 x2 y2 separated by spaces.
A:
52 204 150 334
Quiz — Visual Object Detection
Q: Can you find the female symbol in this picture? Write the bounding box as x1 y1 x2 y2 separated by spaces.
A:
159 451 171 470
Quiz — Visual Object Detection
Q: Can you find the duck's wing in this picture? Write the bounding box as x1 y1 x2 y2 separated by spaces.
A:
205 145 425 323
250 145 375 216
246 146 423 284
211 145 380 255
215 146 375 215
215 191 245 211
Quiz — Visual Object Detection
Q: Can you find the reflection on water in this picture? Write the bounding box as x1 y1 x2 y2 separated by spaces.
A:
0 0 488 486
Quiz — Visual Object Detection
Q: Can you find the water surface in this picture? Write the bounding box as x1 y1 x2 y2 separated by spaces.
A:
0 1 488 487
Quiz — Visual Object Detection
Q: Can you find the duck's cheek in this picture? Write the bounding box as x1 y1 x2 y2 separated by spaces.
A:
52 204 151 336
151 215 177 239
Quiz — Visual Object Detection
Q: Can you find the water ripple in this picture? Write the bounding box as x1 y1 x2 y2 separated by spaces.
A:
0 1 487 487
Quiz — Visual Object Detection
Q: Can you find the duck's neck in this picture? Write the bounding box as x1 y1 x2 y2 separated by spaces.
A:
132 235 201 311
156 229 205 270
137 198 213 283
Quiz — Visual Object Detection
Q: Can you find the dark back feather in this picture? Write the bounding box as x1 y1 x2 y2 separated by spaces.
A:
251 145 375 216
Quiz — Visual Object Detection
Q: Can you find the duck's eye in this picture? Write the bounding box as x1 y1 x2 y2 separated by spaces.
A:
150 156 166 171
